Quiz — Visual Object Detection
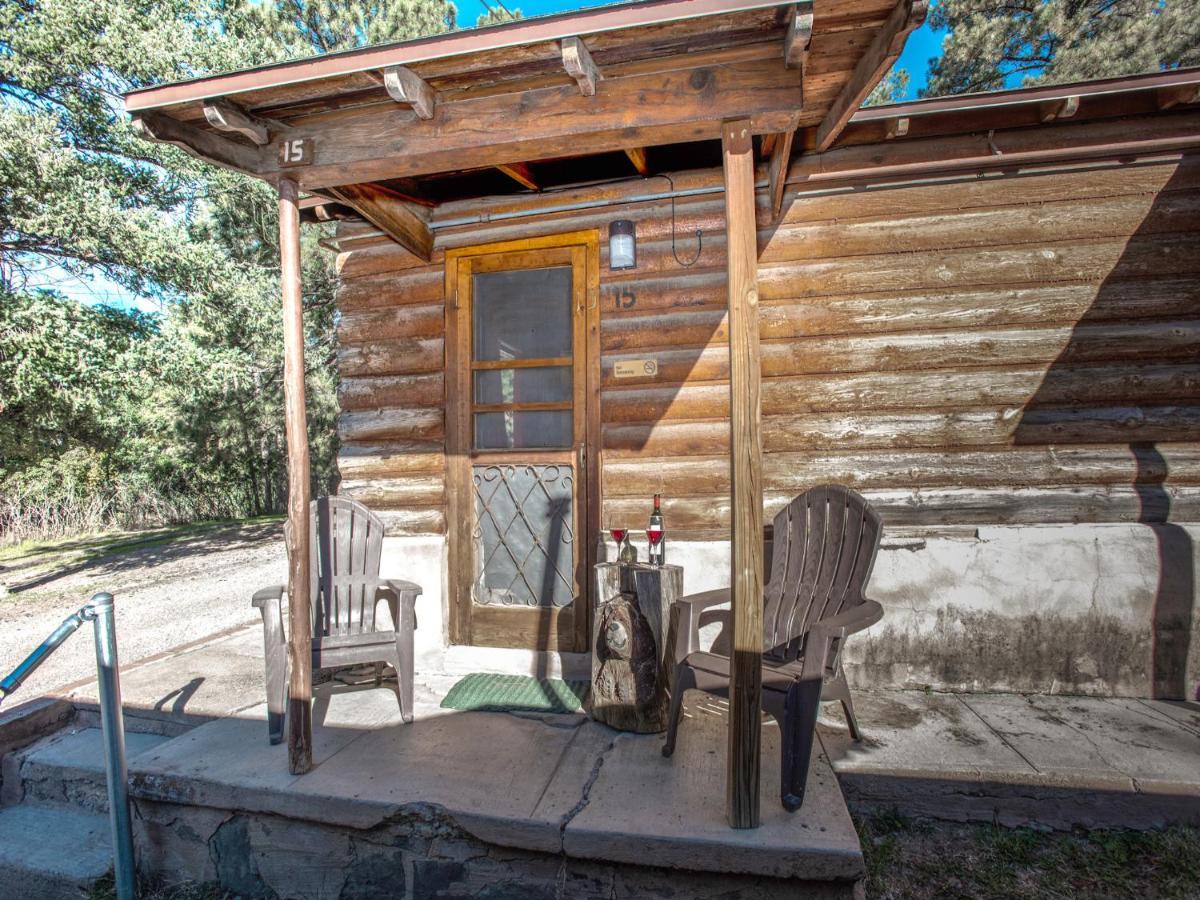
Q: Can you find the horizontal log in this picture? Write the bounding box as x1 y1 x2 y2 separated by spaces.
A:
761 362 1200 414
337 263 443 303
603 308 727 352
603 484 1200 530
604 420 729 456
759 276 1200 338
763 445 1200 491
338 373 444 411
603 318 1200 386
599 271 729 320
602 444 1200 497
338 303 444 344
764 191 1200 263
787 111 1200 187
377 508 447 536
759 233 1200 299
600 362 1200 423
778 157 1200 226
336 337 443 378
761 319 1200 377
602 383 729 423
337 441 445 478
339 476 445 507
339 406 445 443
766 405 1200 451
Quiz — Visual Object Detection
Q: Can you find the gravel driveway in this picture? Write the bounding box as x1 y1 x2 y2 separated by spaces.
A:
0 521 285 701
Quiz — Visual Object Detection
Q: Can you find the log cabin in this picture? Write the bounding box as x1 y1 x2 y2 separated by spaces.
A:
126 0 1200 818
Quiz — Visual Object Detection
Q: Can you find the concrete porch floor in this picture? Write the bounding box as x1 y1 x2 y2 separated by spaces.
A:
3 622 1193 896
63 624 1200 830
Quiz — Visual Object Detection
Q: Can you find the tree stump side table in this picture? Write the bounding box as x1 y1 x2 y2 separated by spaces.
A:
590 562 683 733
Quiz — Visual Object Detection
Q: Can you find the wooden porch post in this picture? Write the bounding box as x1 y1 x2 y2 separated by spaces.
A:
722 119 764 828
279 176 313 775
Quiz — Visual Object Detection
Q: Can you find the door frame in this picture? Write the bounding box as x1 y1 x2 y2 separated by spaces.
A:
444 230 601 652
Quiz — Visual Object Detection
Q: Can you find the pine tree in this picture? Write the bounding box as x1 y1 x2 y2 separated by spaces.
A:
924 0 1200 96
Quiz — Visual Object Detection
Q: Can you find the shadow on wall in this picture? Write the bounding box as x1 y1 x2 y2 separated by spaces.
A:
1012 156 1200 701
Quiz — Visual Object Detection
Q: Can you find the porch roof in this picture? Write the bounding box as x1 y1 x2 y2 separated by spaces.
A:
121 0 923 205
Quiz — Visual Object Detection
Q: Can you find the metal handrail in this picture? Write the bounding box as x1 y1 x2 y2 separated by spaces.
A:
0 593 135 900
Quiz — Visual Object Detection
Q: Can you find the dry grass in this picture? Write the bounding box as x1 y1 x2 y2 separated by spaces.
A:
858 811 1200 899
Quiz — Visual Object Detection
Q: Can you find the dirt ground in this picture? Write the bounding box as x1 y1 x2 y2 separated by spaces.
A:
0 520 286 701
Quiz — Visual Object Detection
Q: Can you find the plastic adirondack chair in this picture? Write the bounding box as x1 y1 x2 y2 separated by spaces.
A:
252 496 421 744
662 485 884 811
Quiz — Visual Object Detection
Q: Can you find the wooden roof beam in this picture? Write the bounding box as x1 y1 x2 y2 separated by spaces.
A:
562 37 601 96
814 0 928 153
496 162 540 191
260 56 804 187
766 127 794 223
1158 84 1200 110
384 65 435 119
326 183 433 261
885 116 910 139
203 98 273 145
783 3 813 71
1039 95 1079 123
131 111 262 176
624 146 650 176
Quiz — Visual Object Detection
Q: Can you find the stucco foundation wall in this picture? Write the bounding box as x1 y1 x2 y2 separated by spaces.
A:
665 526 1200 699
385 528 1199 701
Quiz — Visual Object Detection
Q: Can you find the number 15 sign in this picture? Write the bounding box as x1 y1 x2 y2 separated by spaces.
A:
278 138 314 167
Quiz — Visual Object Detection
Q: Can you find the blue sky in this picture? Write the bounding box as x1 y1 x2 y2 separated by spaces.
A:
41 0 945 311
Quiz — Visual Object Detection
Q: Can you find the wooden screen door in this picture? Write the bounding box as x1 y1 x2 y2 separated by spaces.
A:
446 232 600 652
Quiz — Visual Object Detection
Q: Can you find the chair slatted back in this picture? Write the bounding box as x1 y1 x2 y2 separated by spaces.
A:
285 496 387 637
762 485 882 663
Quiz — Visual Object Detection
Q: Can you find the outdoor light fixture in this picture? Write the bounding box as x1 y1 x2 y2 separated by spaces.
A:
609 219 636 270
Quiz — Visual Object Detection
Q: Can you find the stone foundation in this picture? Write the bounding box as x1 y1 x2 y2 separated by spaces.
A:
135 799 855 899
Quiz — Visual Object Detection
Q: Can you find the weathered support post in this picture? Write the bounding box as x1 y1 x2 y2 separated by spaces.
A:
279 176 313 774
722 119 764 828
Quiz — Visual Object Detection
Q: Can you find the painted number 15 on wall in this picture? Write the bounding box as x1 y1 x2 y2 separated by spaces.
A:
278 138 314 167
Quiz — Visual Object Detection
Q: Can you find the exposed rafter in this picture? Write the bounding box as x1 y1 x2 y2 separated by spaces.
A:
561 36 601 96
885 116 910 139
783 3 813 71
326 183 433 261
203 98 273 145
1039 95 1079 123
624 146 650 176
1158 84 1200 110
384 66 435 119
814 0 928 153
496 162 540 191
766 129 794 223
131 112 262 176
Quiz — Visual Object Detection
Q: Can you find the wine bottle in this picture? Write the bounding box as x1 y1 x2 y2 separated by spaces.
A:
647 493 665 566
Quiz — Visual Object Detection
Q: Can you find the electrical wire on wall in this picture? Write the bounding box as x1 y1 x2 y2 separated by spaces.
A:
660 173 702 268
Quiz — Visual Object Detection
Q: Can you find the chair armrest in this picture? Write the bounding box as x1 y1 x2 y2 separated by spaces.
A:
804 600 881 679
376 579 421 631
252 585 285 609
815 599 883 636
672 589 732 664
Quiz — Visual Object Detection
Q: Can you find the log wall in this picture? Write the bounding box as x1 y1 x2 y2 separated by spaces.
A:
334 111 1200 538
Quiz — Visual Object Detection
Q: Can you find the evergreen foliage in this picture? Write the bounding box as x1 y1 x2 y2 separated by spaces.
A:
0 0 452 541
924 0 1200 96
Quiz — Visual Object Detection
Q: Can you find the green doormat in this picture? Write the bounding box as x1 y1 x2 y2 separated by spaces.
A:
440 673 590 714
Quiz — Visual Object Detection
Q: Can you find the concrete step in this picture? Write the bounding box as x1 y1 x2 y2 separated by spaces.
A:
3 727 171 813
0 804 112 897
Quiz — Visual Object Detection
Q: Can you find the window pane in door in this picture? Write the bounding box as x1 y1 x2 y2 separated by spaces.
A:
475 410 572 450
473 267 573 362
474 366 572 405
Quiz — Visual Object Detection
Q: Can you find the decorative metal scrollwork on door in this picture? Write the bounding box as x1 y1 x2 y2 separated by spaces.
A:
472 464 575 608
